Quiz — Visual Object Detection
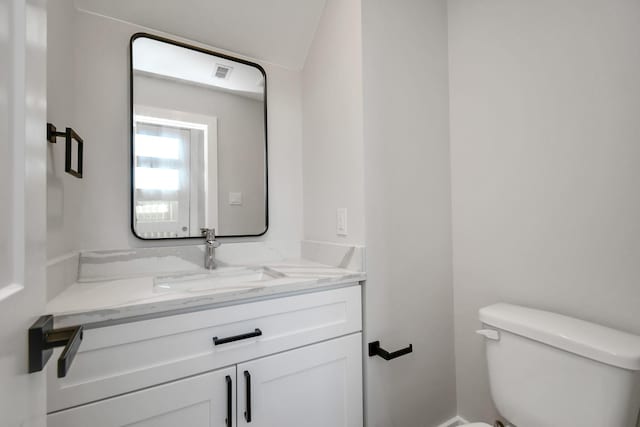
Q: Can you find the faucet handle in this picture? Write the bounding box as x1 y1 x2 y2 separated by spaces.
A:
201 228 216 240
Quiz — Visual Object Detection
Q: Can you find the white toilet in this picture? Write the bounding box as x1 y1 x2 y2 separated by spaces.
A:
461 303 640 427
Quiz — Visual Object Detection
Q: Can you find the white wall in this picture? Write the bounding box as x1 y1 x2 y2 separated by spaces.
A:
135 75 266 235
301 2 456 425
46 7 303 257
361 0 456 426
302 0 365 245
449 0 640 422
47 0 82 259
47 1 640 423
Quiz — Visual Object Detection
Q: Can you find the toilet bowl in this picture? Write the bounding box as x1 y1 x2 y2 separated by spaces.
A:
460 423 492 427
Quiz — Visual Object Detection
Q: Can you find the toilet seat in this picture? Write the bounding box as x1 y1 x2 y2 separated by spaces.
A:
460 423 492 427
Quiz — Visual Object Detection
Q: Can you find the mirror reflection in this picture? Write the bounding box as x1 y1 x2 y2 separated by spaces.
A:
131 34 268 239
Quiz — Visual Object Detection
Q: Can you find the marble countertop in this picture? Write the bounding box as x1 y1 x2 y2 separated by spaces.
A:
47 258 365 328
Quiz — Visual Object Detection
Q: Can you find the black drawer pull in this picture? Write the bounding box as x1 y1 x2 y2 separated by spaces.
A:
213 328 262 346
225 375 232 427
244 370 252 422
368 341 413 361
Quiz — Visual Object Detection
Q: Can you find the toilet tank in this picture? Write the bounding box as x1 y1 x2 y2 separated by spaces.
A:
478 304 640 427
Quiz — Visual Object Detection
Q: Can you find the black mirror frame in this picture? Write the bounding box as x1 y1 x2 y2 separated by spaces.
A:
129 32 269 240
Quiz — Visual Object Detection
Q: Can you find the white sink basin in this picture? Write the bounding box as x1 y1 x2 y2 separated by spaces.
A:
153 266 283 293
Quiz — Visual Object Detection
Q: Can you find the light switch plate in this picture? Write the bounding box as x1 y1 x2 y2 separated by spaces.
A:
229 192 243 205
336 208 347 236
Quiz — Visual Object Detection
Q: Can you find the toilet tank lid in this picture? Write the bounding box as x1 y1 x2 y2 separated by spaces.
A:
479 303 640 370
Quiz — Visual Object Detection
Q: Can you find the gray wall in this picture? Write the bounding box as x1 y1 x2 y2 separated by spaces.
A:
135 74 266 236
47 2 640 424
362 0 456 426
301 1 456 425
46 3 303 257
302 0 365 245
449 0 640 422
47 0 82 259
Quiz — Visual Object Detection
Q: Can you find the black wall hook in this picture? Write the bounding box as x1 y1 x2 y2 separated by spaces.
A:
368 341 413 361
28 315 83 378
47 123 84 178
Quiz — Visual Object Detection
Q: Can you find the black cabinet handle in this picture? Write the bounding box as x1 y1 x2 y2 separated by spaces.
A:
213 328 262 346
368 341 413 361
244 370 252 422
225 375 232 427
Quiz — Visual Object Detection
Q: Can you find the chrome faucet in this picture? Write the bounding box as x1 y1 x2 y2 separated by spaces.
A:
201 228 221 270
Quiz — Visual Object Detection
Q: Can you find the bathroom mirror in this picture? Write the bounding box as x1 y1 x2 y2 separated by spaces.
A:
130 33 268 239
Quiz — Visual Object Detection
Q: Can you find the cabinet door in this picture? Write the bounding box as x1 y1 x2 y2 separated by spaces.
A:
48 366 236 427
237 333 363 427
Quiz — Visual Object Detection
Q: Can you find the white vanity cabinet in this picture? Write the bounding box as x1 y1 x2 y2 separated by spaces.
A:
48 366 236 427
237 333 362 427
47 285 363 427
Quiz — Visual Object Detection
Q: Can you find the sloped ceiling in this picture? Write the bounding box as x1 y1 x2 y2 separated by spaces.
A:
74 0 327 70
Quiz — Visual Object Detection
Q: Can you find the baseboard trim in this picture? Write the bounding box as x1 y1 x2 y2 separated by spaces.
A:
435 416 469 427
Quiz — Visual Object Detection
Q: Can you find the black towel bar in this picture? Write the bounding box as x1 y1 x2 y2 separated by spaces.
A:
28 315 83 378
47 122 84 178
